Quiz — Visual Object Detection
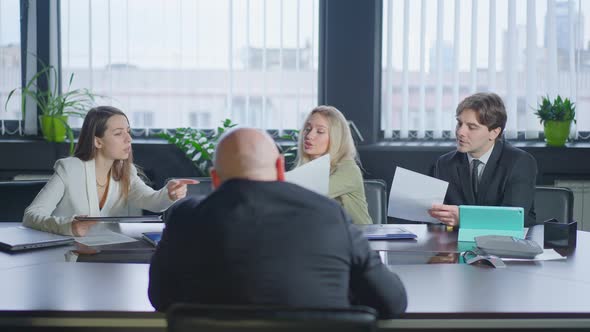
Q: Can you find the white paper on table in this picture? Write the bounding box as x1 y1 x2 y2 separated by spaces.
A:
387 167 449 223
502 249 566 261
75 227 137 246
285 154 330 196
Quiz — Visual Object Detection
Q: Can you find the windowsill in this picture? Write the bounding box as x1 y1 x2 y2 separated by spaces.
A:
2 137 590 149
359 140 590 151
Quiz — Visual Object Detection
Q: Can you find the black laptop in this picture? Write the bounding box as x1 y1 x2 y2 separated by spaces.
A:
0 226 74 252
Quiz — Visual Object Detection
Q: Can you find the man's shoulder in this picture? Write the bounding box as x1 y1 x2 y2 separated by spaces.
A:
266 181 343 209
165 196 203 222
436 149 461 165
499 141 536 165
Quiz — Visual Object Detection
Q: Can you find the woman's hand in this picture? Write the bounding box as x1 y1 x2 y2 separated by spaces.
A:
167 178 200 201
428 203 459 226
71 216 97 237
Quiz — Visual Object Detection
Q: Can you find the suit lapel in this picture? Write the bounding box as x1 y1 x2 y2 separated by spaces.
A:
455 154 476 204
476 140 504 204
84 159 101 216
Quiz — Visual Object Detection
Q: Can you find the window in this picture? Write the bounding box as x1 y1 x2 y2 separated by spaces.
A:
60 0 319 130
132 111 154 129
382 0 590 139
188 111 211 128
0 0 22 132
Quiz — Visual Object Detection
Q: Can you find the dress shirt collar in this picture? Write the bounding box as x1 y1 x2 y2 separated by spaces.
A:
467 143 494 166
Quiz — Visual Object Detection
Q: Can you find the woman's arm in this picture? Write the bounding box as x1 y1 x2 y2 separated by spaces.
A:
126 166 198 212
22 163 74 235
328 160 364 199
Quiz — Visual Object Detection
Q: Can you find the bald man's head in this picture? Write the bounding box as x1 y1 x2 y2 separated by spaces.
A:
210 128 285 186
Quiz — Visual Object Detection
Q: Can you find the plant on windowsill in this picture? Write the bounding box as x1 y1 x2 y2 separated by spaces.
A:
535 95 576 147
278 130 299 169
159 119 238 176
4 59 98 154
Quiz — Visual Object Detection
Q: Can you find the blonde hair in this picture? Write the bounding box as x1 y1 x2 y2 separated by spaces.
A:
295 105 358 171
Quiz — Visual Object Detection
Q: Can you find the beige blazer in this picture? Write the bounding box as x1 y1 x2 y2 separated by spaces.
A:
23 157 173 235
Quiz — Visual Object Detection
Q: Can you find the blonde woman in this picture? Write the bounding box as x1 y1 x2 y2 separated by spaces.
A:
295 105 372 225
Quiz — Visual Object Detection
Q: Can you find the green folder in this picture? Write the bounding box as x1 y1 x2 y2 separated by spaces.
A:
458 205 525 242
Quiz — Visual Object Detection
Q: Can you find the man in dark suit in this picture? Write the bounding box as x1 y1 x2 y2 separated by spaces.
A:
429 93 537 227
148 128 407 318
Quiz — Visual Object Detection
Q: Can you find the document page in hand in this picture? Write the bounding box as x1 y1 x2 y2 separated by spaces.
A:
387 167 448 223
285 154 330 195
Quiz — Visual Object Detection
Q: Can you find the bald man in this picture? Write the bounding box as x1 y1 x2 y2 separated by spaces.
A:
148 128 407 318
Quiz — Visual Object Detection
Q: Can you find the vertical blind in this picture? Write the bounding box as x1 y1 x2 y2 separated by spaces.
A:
60 0 319 132
382 0 589 140
0 0 22 134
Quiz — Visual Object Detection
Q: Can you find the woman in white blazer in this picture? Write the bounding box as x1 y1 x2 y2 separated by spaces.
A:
23 106 198 236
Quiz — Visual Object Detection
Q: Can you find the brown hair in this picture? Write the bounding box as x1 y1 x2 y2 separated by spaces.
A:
74 106 133 200
456 92 507 139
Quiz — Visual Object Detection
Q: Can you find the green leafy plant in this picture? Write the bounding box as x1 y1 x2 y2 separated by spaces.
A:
4 57 97 154
534 95 576 125
278 130 299 158
159 119 237 176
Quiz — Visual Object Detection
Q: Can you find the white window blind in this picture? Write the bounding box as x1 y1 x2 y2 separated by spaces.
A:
60 0 319 132
382 0 590 139
0 0 22 134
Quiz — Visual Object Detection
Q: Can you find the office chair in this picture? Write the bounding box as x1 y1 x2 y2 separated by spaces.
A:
0 181 47 222
363 179 388 224
534 186 574 224
167 304 377 332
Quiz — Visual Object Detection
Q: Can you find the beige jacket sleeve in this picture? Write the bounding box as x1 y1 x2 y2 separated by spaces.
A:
23 160 75 235
126 166 175 213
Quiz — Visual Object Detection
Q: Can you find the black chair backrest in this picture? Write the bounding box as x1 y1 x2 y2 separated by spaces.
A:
167 304 377 332
535 186 574 224
0 181 47 222
363 179 387 224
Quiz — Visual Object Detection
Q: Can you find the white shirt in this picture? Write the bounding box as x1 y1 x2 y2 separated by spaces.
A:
467 143 494 182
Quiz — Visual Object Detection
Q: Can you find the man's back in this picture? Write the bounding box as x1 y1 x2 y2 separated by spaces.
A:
148 179 407 318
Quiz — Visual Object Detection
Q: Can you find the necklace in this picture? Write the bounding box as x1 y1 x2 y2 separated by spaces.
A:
96 169 111 188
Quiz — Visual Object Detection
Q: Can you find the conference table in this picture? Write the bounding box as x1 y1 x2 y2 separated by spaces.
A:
1 222 590 331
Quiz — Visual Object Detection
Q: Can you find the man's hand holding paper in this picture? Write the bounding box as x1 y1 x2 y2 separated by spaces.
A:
387 167 448 223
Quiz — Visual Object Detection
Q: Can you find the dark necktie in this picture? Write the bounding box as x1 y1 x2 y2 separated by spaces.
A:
471 159 482 198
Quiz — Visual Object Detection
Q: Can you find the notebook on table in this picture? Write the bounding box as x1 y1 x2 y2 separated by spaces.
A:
0 226 74 252
361 224 417 240
142 232 162 247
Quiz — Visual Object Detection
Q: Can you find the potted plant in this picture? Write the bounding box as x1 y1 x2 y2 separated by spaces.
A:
535 95 576 147
5 59 97 153
159 119 237 176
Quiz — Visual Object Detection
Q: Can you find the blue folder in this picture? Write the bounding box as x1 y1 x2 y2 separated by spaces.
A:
141 232 162 247
361 225 417 240
458 205 524 242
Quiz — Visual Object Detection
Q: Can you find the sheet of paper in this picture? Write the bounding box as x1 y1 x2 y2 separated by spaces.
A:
387 167 449 223
75 229 137 246
502 249 566 261
285 154 330 195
